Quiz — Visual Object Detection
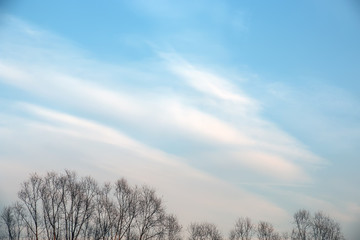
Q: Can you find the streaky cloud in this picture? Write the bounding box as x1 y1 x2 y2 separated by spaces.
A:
0 15 344 234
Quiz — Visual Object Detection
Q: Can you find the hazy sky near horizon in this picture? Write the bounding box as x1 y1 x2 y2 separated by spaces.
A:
1 0 360 238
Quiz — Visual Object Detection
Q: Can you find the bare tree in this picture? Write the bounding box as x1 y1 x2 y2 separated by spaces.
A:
61 170 98 240
289 209 345 240
1 206 16 240
270 232 281 240
280 232 290 240
161 214 182 240
40 171 66 240
4 171 350 240
229 217 254 240
135 186 166 240
91 183 117 240
18 173 43 240
3 171 184 240
291 209 311 240
0 220 6 240
311 211 344 240
113 178 139 240
0 203 25 240
257 221 274 240
188 222 222 240
11 202 24 240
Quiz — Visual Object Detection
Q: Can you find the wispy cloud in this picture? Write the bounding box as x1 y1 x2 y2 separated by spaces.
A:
0 16 325 183
166 55 254 105
0 56 321 182
0 15 342 233
0 103 289 232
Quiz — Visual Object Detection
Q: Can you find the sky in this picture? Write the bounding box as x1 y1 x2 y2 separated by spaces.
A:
0 0 360 238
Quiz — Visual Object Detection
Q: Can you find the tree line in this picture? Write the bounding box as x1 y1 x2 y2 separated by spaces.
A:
0 170 345 240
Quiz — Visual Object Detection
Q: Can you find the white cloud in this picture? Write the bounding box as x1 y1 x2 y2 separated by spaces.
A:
164 101 254 145
0 104 289 233
0 15 344 234
231 151 310 182
0 56 320 183
170 61 253 105
0 16 326 185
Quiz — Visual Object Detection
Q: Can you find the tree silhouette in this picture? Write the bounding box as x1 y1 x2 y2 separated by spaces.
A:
0 170 346 240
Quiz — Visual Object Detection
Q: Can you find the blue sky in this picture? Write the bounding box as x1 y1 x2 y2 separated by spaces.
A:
0 0 360 238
